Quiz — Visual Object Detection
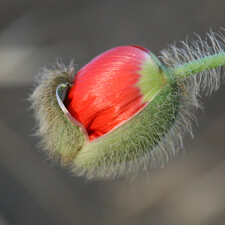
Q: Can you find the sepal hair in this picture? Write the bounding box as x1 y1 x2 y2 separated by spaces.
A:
30 62 86 165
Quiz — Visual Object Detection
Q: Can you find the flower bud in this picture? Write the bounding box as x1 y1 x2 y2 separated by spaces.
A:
31 46 182 179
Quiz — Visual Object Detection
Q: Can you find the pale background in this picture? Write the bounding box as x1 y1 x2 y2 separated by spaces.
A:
0 0 225 225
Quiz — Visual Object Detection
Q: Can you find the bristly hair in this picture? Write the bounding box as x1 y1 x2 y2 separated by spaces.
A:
160 29 225 96
30 30 225 180
30 61 86 164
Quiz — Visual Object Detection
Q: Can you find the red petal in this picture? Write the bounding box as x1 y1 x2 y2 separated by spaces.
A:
65 46 149 140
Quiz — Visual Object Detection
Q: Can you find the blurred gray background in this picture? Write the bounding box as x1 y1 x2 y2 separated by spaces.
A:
1 0 225 225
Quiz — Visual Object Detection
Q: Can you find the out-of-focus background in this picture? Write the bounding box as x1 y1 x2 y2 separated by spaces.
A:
1 0 225 224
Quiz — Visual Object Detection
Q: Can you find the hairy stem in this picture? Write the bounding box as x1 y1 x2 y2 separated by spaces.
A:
172 52 225 78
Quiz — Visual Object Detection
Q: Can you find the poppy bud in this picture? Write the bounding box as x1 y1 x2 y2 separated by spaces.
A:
31 45 184 179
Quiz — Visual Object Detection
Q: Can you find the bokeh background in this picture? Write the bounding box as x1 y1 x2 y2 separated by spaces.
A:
1 0 225 224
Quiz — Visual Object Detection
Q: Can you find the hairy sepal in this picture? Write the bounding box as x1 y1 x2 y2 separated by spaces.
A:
30 63 86 164
73 83 181 179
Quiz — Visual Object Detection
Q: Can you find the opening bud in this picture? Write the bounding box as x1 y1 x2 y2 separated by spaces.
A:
31 45 181 179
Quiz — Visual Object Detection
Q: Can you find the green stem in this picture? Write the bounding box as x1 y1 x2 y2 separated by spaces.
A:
172 52 225 78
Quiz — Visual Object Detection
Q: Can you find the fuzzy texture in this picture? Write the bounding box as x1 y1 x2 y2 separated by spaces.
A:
73 84 179 177
30 30 225 180
30 62 87 165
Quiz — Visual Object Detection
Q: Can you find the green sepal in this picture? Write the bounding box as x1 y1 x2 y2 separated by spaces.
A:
74 83 180 170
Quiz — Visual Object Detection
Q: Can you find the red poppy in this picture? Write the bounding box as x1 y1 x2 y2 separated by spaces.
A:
65 46 151 140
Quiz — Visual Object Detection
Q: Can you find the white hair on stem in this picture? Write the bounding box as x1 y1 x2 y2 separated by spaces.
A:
160 29 225 95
